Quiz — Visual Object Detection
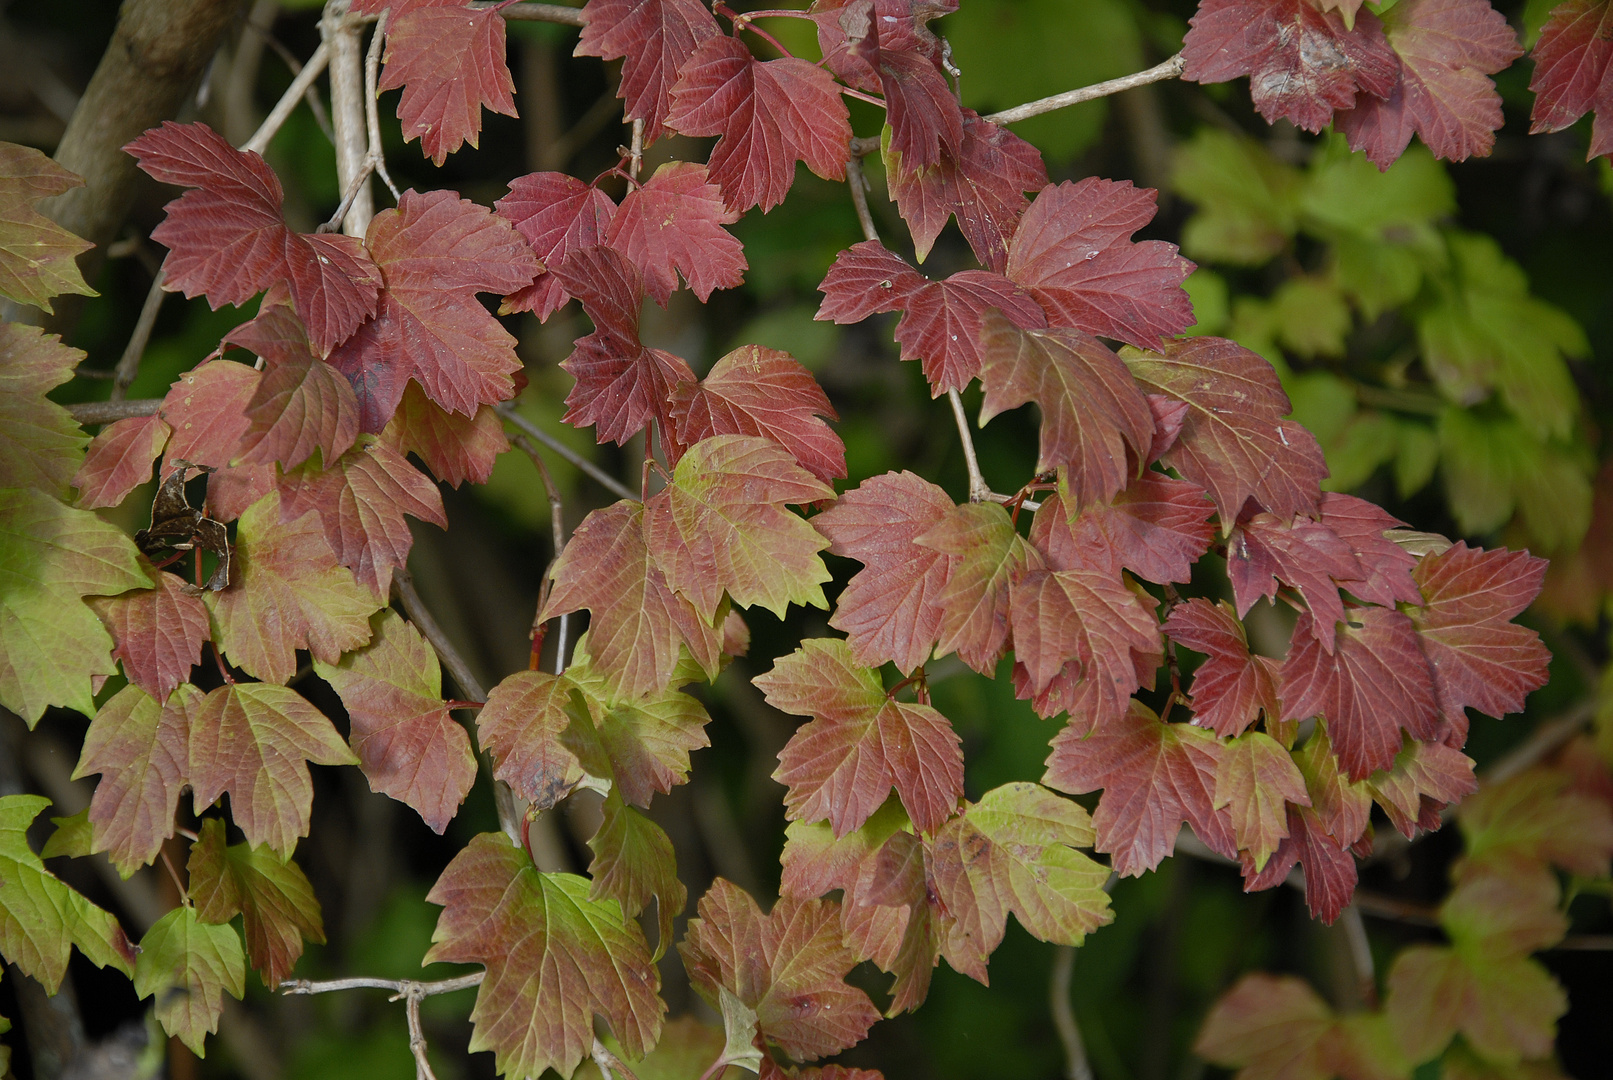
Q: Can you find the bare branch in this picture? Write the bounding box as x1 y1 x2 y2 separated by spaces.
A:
985 53 1185 126
947 389 993 504
488 1 587 26
593 1037 643 1080
323 2 375 237
364 10 402 200
242 41 332 155
110 271 166 401
1050 946 1094 1080
495 402 641 503
281 972 485 997
1339 904 1378 1007
68 398 162 425
845 155 879 244
509 431 571 673
629 117 646 180
393 569 487 702
1481 702 1594 785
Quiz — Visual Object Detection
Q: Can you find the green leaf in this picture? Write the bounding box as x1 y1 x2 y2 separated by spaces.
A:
1393 419 1439 498
1385 945 1565 1065
1215 731 1311 871
588 789 686 961
1172 130 1302 265
0 486 150 721
1196 973 1412 1080
426 833 665 1079
1330 233 1427 320
1266 277 1352 359
187 817 326 987
134 905 245 1055
0 321 88 496
1437 408 1592 552
40 808 94 860
1300 138 1454 242
0 794 135 991
0 143 96 311
718 986 766 1075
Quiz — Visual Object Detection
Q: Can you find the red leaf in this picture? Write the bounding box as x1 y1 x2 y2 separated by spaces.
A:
814 471 955 674
1044 701 1236 876
73 684 197 875
978 313 1154 508
1279 607 1441 780
379 1 517 165
838 0 963 170
680 879 880 1061
1124 337 1328 523
1528 0 1613 159
1337 0 1521 168
1182 0 1400 133
1408 542 1550 724
314 610 476 833
1226 511 1359 651
540 500 722 700
328 189 540 431
1239 804 1358 923
1294 727 1373 846
884 108 1048 271
160 360 258 470
759 638 964 836
1163 599 1281 737
276 438 447 596
914 501 1041 674
74 412 170 510
1034 476 1216 587
477 671 584 810
91 565 209 703
238 355 361 471
1007 564 1159 717
1004 180 1195 349
607 161 746 303
1215 731 1311 870
552 245 696 445
221 301 318 368
809 0 956 93
125 122 380 353
494 171 616 319
577 0 722 138
381 382 508 487
1319 493 1423 607
1367 738 1476 838
670 345 844 482
667 36 851 212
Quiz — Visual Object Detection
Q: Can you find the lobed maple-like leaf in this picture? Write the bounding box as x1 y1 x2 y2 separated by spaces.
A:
1319 493 1423 608
1195 973 1405 1080
1183 0 1400 133
428 833 665 1078
187 817 325 987
0 486 150 722
1216 731 1311 870
883 109 1049 271
838 0 963 171
577 0 722 137
378 1 517 165
1004 180 1195 349
667 36 853 212
670 346 845 482
1226 510 1359 651
1280 607 1440 780
816 241 1047 395
134 905 245 1055
0 795 136 992
1241 802 1359 922
73 412 170 510
314 610 476 833
237 354 360 472
927 783 1112 981
329 189 539 431
1045 701 1236 876
552 245 696 446
1124 337 1328 524
126 123 381 353
540 500 721 700
1407 542 1550 726
915 501 1040 674
1163 598 1280 737
495 171 617 318
1292 726 1373 847
680 878 879 1061
1459 768 1613 878
206 492 380 684
589 789 686 960
759 638 965 837
1337 0 1522 168
73 684 199 876
91 560 209 702
1367 738 1476 838
382 383 508 487
1528 0 1613 160
815 471 954 675
0 142 95 311
478 670 586 810
189 683 358 854
607 161 747 304
646 435 834 619
1041 477 1216 587
160 359 259 471
0 322 88 497
1385 944 1566 1064
978 312 1154 507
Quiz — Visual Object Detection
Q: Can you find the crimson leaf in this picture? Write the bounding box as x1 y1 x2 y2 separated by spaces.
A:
378 0 517 165
576 0 723 138
1528 0 1613 160
607 161 746 304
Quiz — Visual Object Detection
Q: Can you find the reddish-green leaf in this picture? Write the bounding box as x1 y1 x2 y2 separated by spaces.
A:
478 670 586 810
495 171 618 319
815 471 955 675
667 36 852 212
187 816 325 987
206 492 381 684
1039 477 1216 587
645 434 834 619
1045 701 1236 875
91 560 209 702
589 789 686 960
978 313 1154 508
1440 862 1567 957
1125 336 1327 524
1385 945 1566 1064
1215 730 1311 871
680 878 879 1061
134 904 244 1055
607 161 746 303
238 354 360 471
73 683 199 876
1292 726 1372 846
160 359 258 472
927 783 1112 980
1227 511 1359 651
0 322 88 496
313 610 476 833
1459 768 1613 878
427 833 665 1078
378 1 516 165
189 683 358 854
125 122 381 353
1527 0 1613 160
1240 803 1359 923
1196 974 1406 1080
1367 738 1476 838
759 638 965 837
576 0 722 137
382 382 508 487
915 501 1040 674
1164 599 1281 738
0 143 95 311
74 412 170 510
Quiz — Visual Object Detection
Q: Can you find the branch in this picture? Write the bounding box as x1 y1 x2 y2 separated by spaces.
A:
241 40 332 156
845 154 879 245
67 398 161 425
393 569 487 702
109 271 166 401
1050 946 1094 1080
985 53 1185 126
488 1 587 25
508 431 571 673
323 2 375 237
495 402 641 503
281 972 484 997
593 1037 643 1080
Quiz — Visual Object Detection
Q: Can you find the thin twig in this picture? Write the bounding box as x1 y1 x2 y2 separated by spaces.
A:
485 0 586 25
510 432 571 674
363 10 401 200
280 973 485 996
68 399 162 425
393 569 486 702
628 117 645 181
592 1037 643 1080
1050 946 1094 1080
947 388 992 503
110 271 165 401
247 20 335 143
1481 703 1594 785
405 986 437 1080
495 403 640 503
324 2 374 237
242 40 330 155
985 53 1185 126
1339 904 1378 1008
845 155 878 244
